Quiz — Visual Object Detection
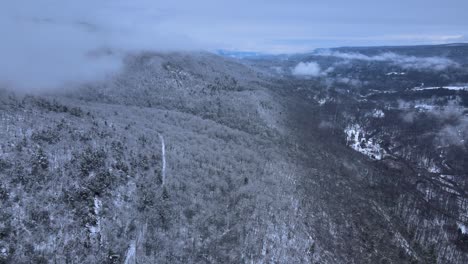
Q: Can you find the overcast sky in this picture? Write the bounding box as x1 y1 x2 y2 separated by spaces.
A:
1 0 467 89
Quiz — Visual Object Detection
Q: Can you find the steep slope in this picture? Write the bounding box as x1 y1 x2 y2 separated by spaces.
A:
252 43 468 262
277 83 468 263
0 52 308 263
1 50 467 264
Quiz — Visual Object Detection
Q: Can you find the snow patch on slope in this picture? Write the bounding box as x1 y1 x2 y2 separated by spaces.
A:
86 196 102 245
427 165 441 173
345 124 384 160
415 104 435 111
413 85 468 91
420 157 441 173
371 109 385 118
318 98 328 105
386 72 406 76
457 223 468 235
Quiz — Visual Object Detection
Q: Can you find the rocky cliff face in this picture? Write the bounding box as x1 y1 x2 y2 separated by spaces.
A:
0 49 467 263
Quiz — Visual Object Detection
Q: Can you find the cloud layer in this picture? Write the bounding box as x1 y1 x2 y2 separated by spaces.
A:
1 0 467 90
0 0 202 90
317 51 459 71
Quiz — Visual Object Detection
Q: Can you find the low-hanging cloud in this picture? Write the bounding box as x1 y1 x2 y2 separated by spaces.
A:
2 1 467 90
399 103 468 147
292 62 322 76
317 51 459 71
0 0 203 91
436 117 468 147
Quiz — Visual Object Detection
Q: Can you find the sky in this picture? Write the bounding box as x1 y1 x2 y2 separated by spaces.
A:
1 0 467 89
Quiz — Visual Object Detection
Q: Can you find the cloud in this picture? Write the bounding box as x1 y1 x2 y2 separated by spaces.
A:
334 77 363 86
426 105 468 147
0 0 202 91
292 62 322 76
399 103 468 146
436 117 468 147
401 111 417 123
1 0 467 90
317 51 459 71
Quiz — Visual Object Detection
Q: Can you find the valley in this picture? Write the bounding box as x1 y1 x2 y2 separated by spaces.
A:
1 44 468 263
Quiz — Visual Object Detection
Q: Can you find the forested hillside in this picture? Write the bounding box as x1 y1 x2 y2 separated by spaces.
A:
1 50 467 263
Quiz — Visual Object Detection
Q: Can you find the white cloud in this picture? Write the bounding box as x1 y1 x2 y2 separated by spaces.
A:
292 62 322 76
436 118 468 147
317 51 459 71
0 0 202 91
1 0 467 90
